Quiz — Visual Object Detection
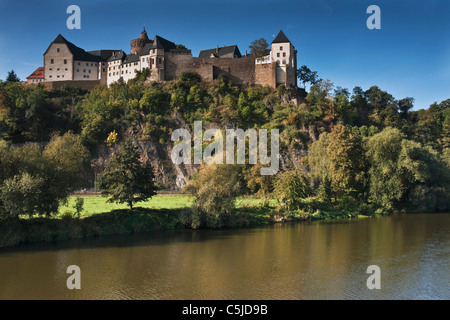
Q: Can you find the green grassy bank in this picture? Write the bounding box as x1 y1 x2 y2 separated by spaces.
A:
0 206 275 249
0 195 373 249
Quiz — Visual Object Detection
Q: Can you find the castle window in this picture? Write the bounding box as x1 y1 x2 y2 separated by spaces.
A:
88 70 91 73
283 52 286 57
57 48 60 53
78 62 80 66
122 71 124 74
280 46 283 50
65 68 68 71
64 59 67 64
49 75 52 78
57 68 60 71
277 53 280 57
103 68 105 72
51 59 54 64
109 73 111 76
83 70 86 73
86 63 88 66
57 75 60 78
77 69 79 72
158 58 162 64
282 60 286 65
91 63 93 67
49 68 52 71
62 75 64 78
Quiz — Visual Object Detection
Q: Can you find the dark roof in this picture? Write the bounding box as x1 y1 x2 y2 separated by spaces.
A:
272 30 291 44
150 35 176 50
123 54 140 64
88 50 120 61
44 34 104 62
139 42 154 56
108 50 126 62
27 67 44 79
198 45 241 58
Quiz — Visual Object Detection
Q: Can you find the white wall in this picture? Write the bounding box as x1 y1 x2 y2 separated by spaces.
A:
107 59 123 86
140 54 150 71
73 60 99 80
121 61 140 83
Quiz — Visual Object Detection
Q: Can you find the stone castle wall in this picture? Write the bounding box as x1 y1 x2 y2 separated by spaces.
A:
42 80 101 90
255 62 277 88
164 54 277 88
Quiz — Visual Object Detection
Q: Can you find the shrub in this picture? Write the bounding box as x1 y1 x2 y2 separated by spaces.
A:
273 169 312 211
73 197 84 218
184 164 243 228
0 173 45 219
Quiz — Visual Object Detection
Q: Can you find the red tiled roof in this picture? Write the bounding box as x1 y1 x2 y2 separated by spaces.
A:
26 67 45 79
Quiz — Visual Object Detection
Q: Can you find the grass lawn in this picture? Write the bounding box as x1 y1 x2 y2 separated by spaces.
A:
58 195 265 218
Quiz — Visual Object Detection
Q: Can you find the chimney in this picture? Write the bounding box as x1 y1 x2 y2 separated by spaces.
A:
216 45 219 53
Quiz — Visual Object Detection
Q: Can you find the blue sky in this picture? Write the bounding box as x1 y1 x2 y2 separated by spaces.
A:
0 0 449 110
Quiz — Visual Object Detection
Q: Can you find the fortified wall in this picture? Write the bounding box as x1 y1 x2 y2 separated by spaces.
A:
163 54 279 88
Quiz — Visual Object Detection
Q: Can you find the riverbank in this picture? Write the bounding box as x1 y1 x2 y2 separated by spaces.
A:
0 206 274 248
0 202 378 249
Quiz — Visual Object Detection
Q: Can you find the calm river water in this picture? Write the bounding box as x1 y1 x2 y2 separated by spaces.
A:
0 213 448 300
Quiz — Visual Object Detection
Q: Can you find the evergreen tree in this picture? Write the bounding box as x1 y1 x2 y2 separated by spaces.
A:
100 140 157 209
6 70 20 83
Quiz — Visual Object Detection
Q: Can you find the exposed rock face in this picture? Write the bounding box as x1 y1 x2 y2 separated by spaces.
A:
91 90 311 190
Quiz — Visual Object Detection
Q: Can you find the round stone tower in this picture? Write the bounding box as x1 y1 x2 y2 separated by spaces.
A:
130 27 151 55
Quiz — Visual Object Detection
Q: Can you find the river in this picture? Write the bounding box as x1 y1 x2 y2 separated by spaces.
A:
0 213 448 300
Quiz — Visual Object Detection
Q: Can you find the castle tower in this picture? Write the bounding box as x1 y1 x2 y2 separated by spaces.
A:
130 27 151 55
271 30 297 87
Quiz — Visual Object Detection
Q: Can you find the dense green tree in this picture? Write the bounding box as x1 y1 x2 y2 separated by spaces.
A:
326 125 367 198
80 99 123 145
100 140 157 210
184 164 243 228
0 133 88 219
43 132 89 189
398 97 414 119
139 86 168 114
6 70 20 83
297 65 322 89
249 38 269 59
366 127 449 212
308 132 331 184
350 86 370 126
335 91 357 125
0 172 45 219
273 169 312 211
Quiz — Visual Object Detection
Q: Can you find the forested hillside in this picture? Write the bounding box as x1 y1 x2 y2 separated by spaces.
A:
0 69 449 223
